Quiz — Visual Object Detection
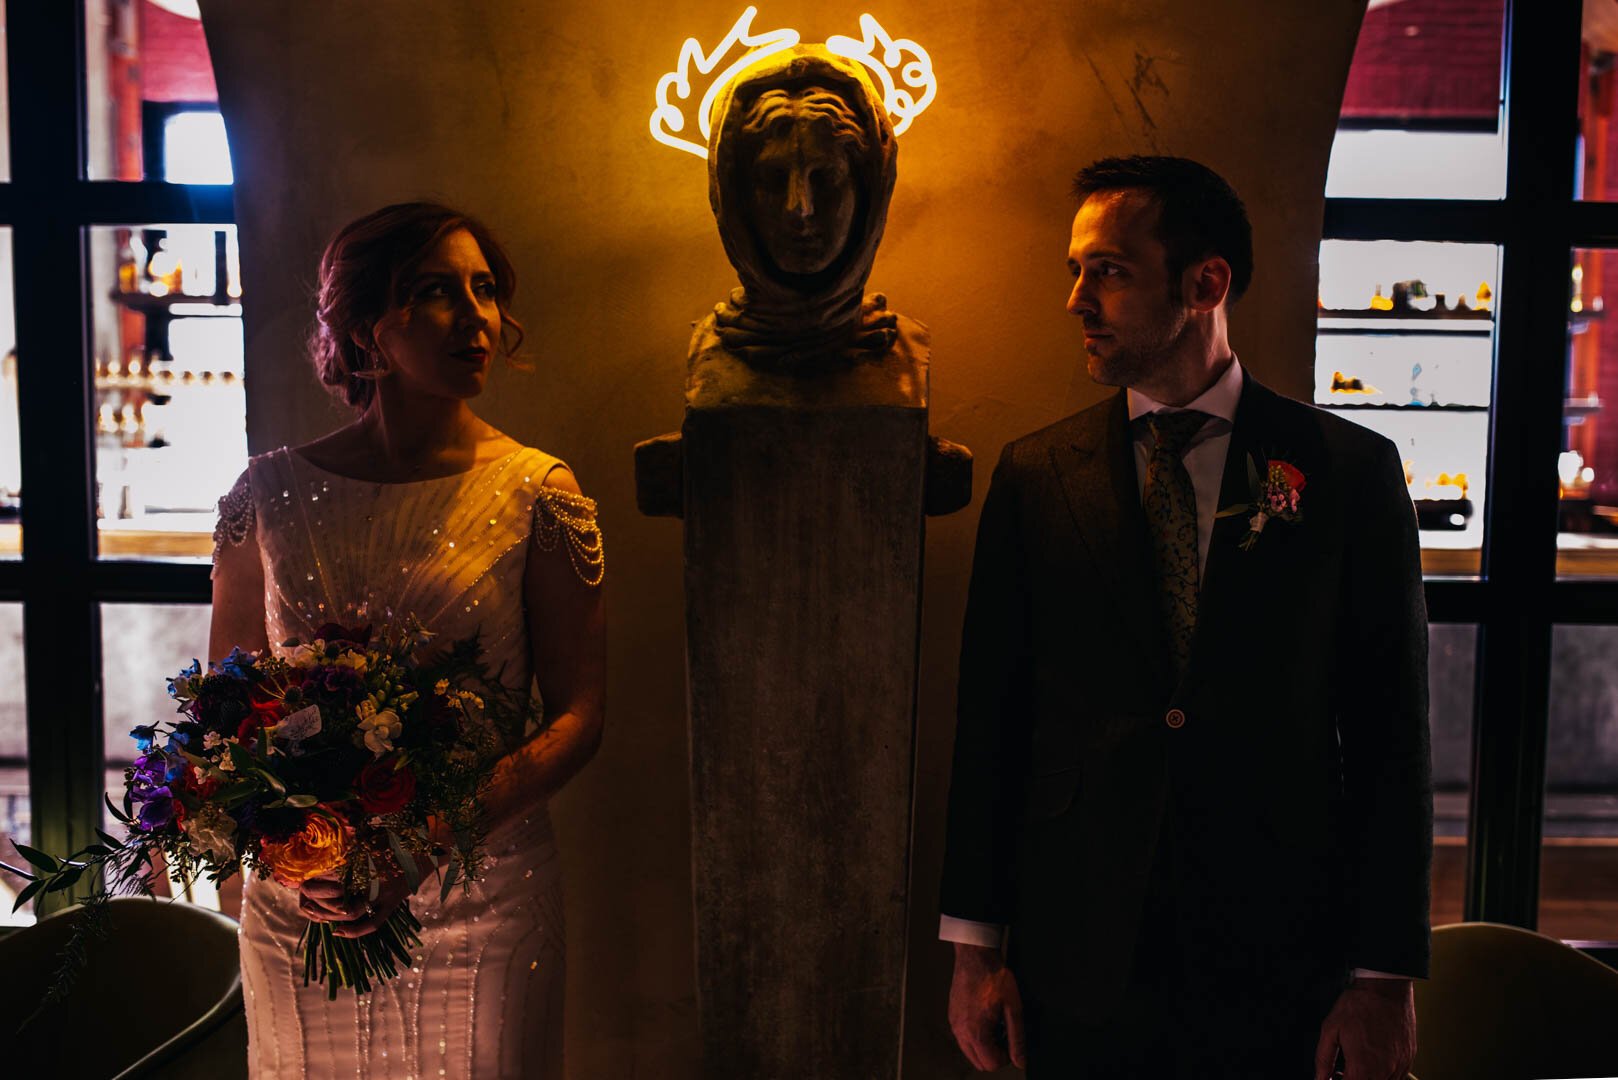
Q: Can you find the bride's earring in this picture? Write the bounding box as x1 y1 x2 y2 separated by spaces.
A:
352 347 390 382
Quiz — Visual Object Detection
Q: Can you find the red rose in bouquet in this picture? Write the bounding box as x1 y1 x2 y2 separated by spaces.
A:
356 754 417 815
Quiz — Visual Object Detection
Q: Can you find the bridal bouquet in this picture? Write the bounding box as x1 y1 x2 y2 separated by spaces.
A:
5 621 531 1002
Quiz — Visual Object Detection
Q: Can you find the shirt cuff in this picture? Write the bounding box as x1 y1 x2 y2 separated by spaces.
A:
939 914 1006 949
1351 968 1412 980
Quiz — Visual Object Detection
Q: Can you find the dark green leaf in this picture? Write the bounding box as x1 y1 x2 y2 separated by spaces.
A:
283 794 318 809
1245 454 1261 497
386 830 420 894
0 860 36 880
12 878 44 912
439 862 460 904
94 828 124 848
226 741 256 773
45 866 85 892
105 792 131 824
13 843 60 873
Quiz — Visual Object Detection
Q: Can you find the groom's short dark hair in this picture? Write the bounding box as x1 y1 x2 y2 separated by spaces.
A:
1072 156 1254 305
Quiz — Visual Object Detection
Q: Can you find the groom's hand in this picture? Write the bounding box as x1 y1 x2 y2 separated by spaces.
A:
1313 977 1416 1080
948 942 1026 1071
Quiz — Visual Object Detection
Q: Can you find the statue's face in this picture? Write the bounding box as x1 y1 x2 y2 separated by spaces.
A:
747 119 858 276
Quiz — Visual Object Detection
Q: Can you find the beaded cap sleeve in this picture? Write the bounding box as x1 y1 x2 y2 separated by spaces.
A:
532 485 604 587
212 468 255 568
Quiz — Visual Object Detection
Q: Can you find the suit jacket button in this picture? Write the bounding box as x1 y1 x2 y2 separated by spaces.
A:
1165 708 1186 729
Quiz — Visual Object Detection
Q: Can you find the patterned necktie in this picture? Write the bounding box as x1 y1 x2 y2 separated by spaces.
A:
1143 410 1210 683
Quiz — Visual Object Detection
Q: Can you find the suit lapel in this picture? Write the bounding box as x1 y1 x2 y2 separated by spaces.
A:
1049 392 1170 686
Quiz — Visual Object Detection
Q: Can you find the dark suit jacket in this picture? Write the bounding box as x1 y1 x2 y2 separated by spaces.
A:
939 373 1432 1024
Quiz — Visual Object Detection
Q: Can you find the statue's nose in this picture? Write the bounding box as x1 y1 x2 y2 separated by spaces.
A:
786 168 814 219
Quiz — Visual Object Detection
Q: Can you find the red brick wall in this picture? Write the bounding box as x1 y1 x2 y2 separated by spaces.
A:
138 1 216 103
1340 0 1505 123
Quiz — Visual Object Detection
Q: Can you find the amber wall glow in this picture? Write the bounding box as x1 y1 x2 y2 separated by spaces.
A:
199 2 1367 1074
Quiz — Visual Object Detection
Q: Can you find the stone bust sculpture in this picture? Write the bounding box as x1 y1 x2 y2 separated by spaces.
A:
635 44 969 520
701 45 914 373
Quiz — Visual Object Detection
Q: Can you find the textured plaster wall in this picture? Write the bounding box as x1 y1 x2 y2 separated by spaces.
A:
199 2 1366 1075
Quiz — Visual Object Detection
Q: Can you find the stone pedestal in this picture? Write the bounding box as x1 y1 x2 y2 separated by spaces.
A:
639 315 963 1078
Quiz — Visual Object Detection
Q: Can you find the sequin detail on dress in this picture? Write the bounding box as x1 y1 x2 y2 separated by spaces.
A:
532 488 604 588
212 470 255 564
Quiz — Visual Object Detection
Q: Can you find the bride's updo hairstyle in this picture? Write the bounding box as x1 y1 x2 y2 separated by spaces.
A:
310 201 526 410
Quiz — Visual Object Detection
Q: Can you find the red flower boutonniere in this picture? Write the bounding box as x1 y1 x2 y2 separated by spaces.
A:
1216 452 1306 551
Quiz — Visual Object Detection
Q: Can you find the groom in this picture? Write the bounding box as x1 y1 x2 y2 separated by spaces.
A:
939 157 1431 1079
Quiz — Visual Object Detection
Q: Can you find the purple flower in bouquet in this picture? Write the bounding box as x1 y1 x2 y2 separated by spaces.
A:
134 785 175 831
301 665 366 709
130 751 168 791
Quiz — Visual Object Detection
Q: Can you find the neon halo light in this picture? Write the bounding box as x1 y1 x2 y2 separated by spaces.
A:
649 8 938 160
827 14 936 138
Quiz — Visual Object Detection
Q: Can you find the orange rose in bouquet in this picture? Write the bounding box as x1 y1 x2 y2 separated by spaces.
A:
261 810 352 887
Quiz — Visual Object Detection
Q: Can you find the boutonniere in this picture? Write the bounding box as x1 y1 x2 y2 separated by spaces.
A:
1215 451 1306 551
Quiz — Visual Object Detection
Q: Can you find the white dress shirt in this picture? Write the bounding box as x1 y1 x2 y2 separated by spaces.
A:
939 358 1404 980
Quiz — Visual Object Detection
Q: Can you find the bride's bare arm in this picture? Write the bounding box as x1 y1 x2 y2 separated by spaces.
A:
486 467 606 811
210 517 271 661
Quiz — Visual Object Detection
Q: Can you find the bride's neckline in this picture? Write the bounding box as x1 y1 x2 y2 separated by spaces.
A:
287 445 526 486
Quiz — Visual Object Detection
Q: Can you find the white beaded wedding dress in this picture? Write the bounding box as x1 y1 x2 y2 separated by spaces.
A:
212 444 603 1079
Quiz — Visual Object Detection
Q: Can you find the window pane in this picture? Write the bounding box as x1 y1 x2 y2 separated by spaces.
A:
101 602 234 913
1561 249 1618 577
1317 240 1500 577
1541 625 1618 942
83 1 228 182
0 0 11 182
1430 623 1477 929
0 227 16 560
1326 0 1506 200
88 224 246 561
0 604 29 924
1578 5 1618 201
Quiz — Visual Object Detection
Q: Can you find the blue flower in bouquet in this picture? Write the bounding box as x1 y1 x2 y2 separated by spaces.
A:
212 647 256 680
167 659 203 699
130 724 159 752
135 786 175 831
165 730 191 754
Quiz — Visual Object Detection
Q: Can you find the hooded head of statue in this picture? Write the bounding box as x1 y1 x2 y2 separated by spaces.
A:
706 46 899 370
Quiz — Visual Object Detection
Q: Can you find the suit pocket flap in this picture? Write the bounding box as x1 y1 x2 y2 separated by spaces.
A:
1024 765 1081 821
1031 724 1081 776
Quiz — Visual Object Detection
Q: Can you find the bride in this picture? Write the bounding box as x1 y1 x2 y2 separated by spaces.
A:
209 202 605 1078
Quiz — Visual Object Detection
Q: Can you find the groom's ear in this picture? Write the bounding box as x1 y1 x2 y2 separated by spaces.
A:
1185 256 1233 313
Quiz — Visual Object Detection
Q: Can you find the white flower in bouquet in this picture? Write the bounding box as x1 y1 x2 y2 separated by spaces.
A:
358 706 403 755
184 803 238 862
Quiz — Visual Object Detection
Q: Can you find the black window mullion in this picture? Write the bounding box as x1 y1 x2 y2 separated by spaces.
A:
1465 0 1584 929
1323 198 1507 243
0 180 235 226
6 1 106 912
